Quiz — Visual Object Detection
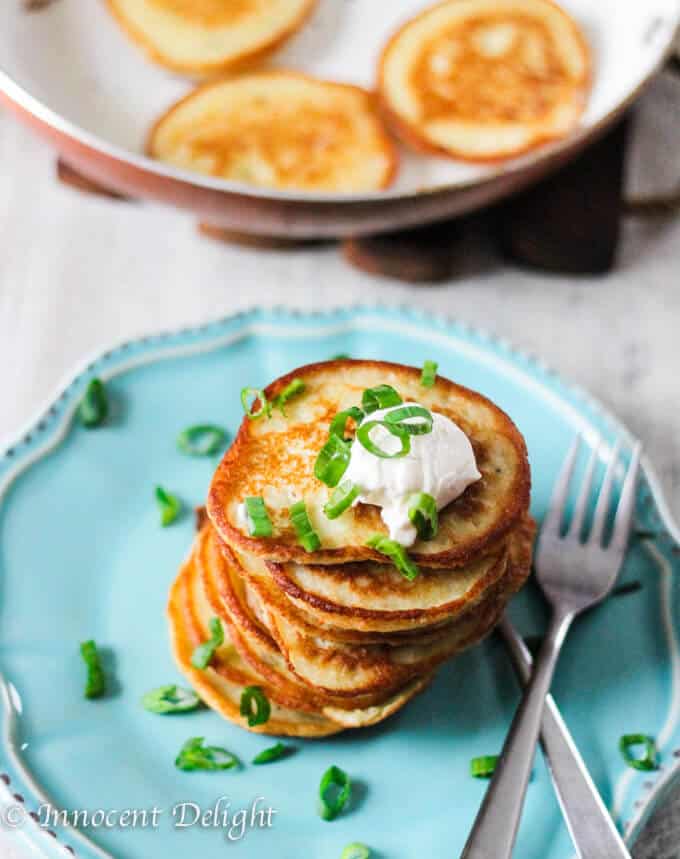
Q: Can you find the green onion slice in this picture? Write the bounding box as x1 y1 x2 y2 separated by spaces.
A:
331 353 350 360
356 421 410 459
80 640 106 699
175 737 239 772
408 492 438 541
324 481 360 520
384 405 433 436
470 755 499 778
241 387 271 420
318 765 352 821
191 617 224 670
274 378 305 414
366 535 420 580
619 734 658 771
252 742 293 765
289 500 321 552
315 434 351 487
177 424 227 456
361 385 402 414
421 359 438 388
244 496 273 538
330 407 364 441
240 685 271 727
78 378 108 428
156 486 181 527
341 844 370 859
142 684 201 714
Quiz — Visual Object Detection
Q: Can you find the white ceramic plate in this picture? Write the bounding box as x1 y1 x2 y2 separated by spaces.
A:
1 0 678 235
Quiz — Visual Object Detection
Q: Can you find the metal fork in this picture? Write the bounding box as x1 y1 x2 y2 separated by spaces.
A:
462 435 641 859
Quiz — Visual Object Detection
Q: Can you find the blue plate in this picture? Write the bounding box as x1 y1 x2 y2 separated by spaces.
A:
1 306 678 859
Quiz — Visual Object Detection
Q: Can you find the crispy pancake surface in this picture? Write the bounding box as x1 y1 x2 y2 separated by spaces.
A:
378 0 590 161
169 534 433 735
208 359 530 567
107 0 316 76
148 73 397 193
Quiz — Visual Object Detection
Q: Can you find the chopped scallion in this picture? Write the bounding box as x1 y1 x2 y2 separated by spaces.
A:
252 742 293 765
78 378 108 428
384 405 433 436
274 378 305 414
177 424 227 456
315 434 351 487
421 360 438 388
191 617 224 670
240 685 271 727
341 844 370 859
408 492 438 541
324 481 360 520
329 407 364 441
470 755 499 778
175 737 239 772
318 765 352 821
356 420 410 459
290 500 321 552
619 734 658 771
155 486 181 526
142 684 201 714
361 385 402 414
80 639 106 699
366 535 420 580
241 387 271 420
244 496 273 538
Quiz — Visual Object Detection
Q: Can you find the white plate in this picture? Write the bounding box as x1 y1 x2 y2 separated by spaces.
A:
1 0 678 235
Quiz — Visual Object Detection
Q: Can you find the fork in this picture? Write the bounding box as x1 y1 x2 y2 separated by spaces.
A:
461 435 641 859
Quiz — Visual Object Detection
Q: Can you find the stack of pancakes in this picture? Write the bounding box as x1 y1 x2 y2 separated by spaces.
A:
168 360 534 737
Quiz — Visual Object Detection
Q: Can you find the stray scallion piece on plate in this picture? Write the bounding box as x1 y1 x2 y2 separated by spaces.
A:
356 420 411 459
619 734 659 771
408 492 438 540
80 640 106 699
289 500 321 552
318 765 352 821
177 424 227 457
142 684 201 714
78 378 108 428
241 386 271 420
240 685 271 727
191 617 224 670
315 434 352 487
341 844 370 859
420 359 438 388
252 742 293 765
324 481 360 520
361 384 402 414
175 737 239 772
366 535 420 581
244 496 273 537
470 755 499 778
274 378 305 414
155 486 181 526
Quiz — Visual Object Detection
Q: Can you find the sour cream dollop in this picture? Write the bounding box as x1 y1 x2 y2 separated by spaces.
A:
343 402 481 547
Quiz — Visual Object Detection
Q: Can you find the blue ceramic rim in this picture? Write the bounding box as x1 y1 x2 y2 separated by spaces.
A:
0 303 678 858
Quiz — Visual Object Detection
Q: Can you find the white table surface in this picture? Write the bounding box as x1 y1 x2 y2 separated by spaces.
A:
0 68 679 859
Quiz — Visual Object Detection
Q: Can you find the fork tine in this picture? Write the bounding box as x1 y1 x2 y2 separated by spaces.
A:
590 439 622 545
567 440 601 540
542 435 580 536
609 442 642 552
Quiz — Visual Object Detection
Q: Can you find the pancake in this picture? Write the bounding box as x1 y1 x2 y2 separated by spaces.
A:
148 73 397 193
208 359 530 567
266 517 534 634
106 0 316 76
378 0 591 162
169 535 433 735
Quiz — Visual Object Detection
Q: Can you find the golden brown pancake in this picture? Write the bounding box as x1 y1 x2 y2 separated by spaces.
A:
378 0 591 161
169 535 434 735
107 0 317 76
208 359 530 567
148 73 398 193
266 517 535 634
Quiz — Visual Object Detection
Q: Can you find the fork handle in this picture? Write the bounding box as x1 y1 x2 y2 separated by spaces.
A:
461 608 574 859
500 617 631 859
